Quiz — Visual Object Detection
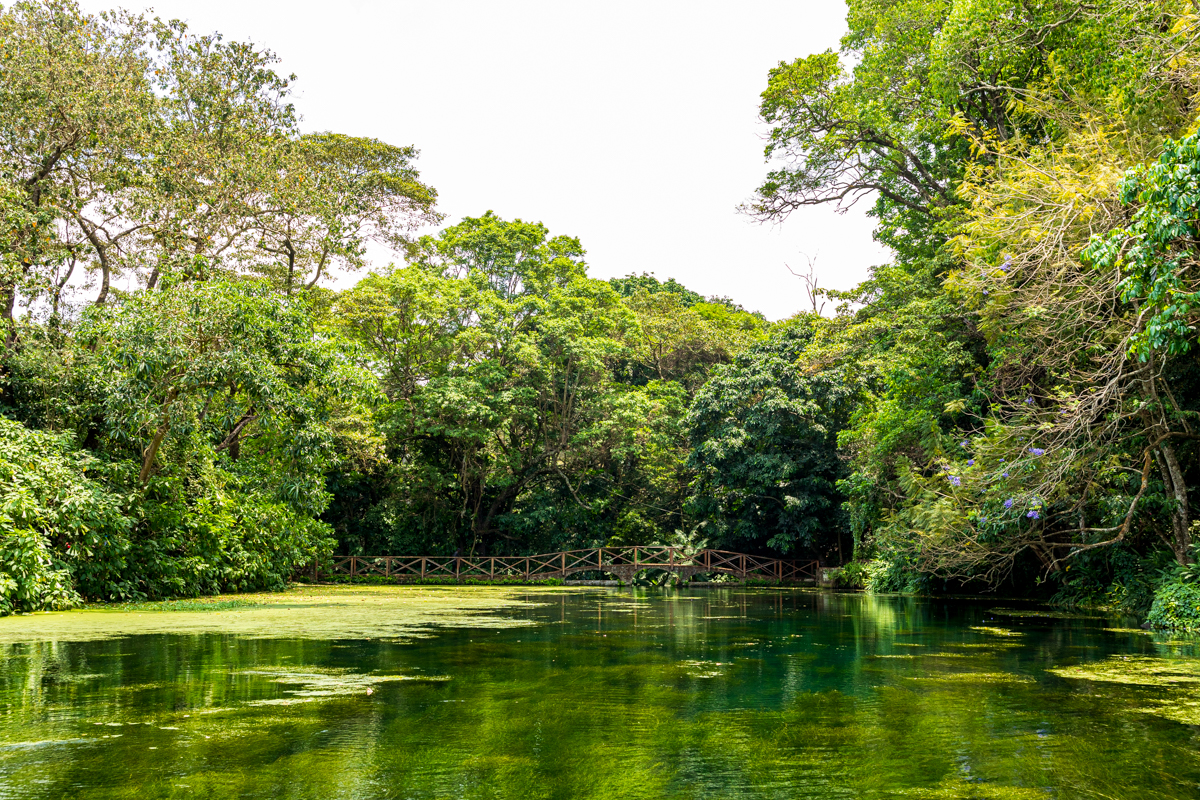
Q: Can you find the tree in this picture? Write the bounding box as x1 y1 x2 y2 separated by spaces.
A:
253 133 442 295
76 280 363 496
687 317 854 558
333 214 639 554
620 289 766 391
0 0 156 331
0 1 442 324
748 0 1193 260
748 3 964 261
746 0 1200 592
609 272 705 306
851 1 1200 583
411 210 586 298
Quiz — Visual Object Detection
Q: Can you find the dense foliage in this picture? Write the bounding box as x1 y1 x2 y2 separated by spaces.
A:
745 0 1200 624
0 1 831 613
687 318 852 557
4 0 1200 626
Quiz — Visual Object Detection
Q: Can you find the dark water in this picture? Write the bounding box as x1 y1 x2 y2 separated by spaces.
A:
1 587 1198 799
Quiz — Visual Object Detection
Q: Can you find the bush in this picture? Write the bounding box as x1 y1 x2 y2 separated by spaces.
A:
827 561 868 589
0 418 132 615
742 577 785 587
1147 580 1200 631
1048 545 1166 616
128 486 335 599
863 557 928 594
0 416 337 613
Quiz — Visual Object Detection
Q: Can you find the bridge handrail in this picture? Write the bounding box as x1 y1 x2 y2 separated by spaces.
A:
311 546 820 582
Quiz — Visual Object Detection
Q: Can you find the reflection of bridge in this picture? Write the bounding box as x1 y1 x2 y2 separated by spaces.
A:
315 547 819 584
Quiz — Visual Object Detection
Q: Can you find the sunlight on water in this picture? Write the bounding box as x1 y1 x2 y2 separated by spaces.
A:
0 588 1197 799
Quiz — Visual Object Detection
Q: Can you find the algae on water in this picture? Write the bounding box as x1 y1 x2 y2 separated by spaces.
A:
1049 655 1200 687
969 626 1024 637
1049 655 1200 726
987 607 1104 620
0 585 553 643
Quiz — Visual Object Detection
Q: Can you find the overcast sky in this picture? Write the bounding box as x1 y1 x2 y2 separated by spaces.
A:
85 1 889 319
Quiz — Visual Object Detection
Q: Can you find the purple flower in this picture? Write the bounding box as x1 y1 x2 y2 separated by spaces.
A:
948 476 961 487
1004 499 1014 509
960 440 969 448
979 516 988 523
982 289 989 296
1000 458 1006 463
1024 397 1034 405
1002 255 1012 272
1002 471 1010 478
1027 510 1040 519
967 459 975 466
1029 448 1045 456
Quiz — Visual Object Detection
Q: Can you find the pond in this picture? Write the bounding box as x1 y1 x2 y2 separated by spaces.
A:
0 585 1198 799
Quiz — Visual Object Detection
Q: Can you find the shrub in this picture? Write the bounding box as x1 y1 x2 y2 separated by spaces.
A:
0 414 338 612
129 487 335 599
1048 545 1166 616
863 558 928 594
0 418 132 615
1147 580 1200 631
827 561 868 589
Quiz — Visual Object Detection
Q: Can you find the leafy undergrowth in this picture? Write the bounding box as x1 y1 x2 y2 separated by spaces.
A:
1148 581 1200 631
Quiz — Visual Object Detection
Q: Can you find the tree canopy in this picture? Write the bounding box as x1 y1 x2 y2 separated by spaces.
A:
4 0 1200 626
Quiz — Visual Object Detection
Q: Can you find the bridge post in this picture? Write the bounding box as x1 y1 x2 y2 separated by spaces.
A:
455 557 460 580
561 552 566 577
523 557 530 580
420 557 426 579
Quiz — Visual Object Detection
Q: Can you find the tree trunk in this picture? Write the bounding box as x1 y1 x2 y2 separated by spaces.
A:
1158 440 1192 565
1140 350 1192 565
140 389 180 484
79 218 112 305
2 285 16 348
139 419 170 485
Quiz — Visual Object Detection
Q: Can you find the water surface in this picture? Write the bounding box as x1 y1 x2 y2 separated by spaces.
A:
1 586 1197 799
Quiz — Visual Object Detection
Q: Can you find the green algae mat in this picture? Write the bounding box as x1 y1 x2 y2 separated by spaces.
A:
1 587 1198 799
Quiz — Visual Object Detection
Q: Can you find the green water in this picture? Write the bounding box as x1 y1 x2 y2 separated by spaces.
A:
1 587 1199 799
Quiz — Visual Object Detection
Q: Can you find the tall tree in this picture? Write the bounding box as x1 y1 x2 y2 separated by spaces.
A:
0 0 156 331
687 317 854 558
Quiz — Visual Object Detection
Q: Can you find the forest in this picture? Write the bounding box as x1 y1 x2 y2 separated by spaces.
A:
2 0 1199 629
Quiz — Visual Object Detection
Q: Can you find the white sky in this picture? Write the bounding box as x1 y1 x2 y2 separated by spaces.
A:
85 0 889 319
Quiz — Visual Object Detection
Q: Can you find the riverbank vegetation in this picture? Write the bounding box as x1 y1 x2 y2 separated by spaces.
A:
2 0 1200 628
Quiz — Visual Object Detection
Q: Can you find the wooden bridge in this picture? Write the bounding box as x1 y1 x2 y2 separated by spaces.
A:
313 547 819 584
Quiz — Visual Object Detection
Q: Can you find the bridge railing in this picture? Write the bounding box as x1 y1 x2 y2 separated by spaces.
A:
311 547 819 583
